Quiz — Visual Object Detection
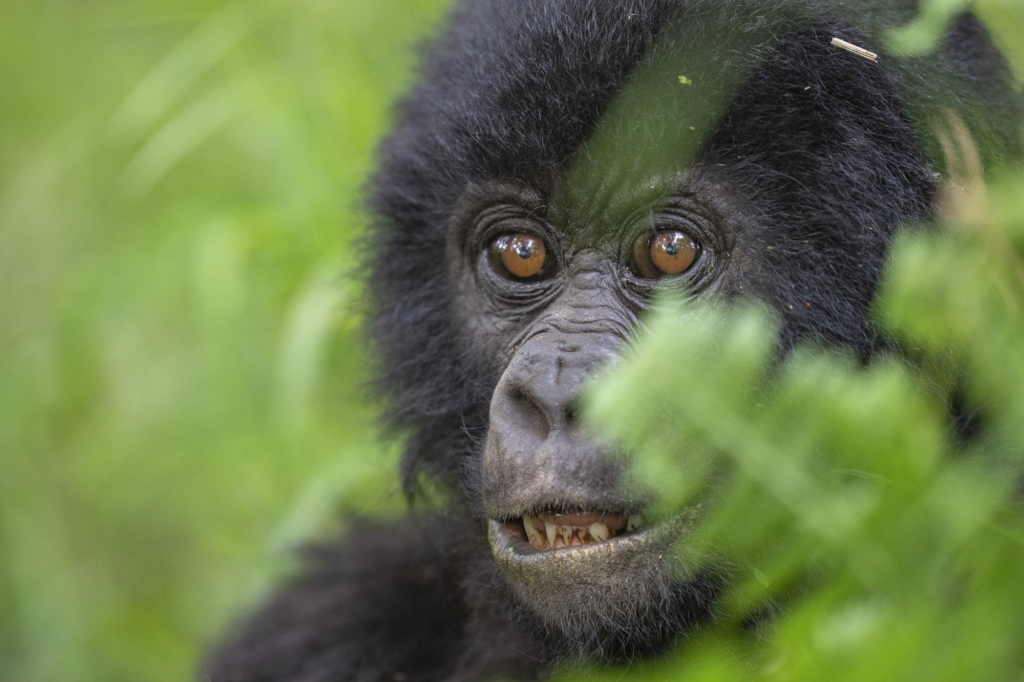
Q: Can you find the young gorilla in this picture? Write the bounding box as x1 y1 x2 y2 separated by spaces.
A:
205 1 1022 680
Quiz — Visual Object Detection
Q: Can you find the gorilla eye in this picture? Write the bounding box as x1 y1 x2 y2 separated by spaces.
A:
631 230 700 279
488 233 551 281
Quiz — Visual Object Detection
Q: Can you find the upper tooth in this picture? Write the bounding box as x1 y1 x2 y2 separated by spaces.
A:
557 525 573 544
523 514 544 549
589 522 609 542
545 521 557 548
627 514 642 532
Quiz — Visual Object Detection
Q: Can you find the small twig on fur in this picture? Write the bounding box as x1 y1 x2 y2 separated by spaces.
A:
831 37 878 62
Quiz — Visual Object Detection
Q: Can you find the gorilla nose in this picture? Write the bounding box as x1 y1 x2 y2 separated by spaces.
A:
498 334 614 435
481 326 632 518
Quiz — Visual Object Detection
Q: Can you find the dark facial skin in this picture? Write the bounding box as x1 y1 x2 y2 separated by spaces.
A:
447 173 757 645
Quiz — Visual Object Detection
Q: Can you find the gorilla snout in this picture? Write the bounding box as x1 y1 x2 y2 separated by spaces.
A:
482 317 695 649
482 324 639 520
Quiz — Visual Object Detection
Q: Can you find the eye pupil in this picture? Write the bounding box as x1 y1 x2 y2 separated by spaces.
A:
665 243 679 256
517 246 532 259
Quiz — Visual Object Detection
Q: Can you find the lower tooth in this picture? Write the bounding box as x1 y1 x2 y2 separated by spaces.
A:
589 522 609 542
627 514 642 532
545 522 557 548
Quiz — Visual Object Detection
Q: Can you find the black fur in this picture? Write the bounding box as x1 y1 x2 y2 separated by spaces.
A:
203 2 1022 680
204 519 546 682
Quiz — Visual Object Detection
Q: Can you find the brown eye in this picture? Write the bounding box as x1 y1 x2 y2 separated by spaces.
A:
490 233 549 280
631 230 700 279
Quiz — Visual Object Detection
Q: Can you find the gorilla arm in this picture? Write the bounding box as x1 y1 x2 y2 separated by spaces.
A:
203 518 546 682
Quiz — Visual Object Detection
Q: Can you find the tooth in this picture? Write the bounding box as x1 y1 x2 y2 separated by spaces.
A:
553 536 566 549
589 522 609 542
569 533 583 546
546 522 557 548
557 525 572 545
627 514 642 532
523 514 544 550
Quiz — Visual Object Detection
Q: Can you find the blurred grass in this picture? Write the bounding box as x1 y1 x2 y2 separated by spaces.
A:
0 0 451 680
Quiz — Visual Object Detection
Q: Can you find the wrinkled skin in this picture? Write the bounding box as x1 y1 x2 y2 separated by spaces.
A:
203 2 1022 681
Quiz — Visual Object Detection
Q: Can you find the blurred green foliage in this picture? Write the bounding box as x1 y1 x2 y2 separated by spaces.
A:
584 224 1024 682
576 5 1024 680
0 0 450 680
889 0 1024 77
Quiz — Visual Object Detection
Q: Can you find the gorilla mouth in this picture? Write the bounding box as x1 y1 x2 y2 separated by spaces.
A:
487 502 698 646
490 506 657 557
504 509 644 551
488 507 689 582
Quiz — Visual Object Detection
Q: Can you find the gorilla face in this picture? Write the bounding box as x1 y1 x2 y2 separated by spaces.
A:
452 176 735 652
368 0 1013 660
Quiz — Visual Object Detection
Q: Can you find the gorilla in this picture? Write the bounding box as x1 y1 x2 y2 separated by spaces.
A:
204 1 1022 680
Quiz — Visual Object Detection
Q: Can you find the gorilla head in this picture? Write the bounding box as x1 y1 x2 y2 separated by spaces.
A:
368 0 1018 659
205 1 1022 678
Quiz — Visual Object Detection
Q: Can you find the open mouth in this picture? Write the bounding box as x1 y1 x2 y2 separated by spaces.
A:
495 508 645 553
488 505 691 593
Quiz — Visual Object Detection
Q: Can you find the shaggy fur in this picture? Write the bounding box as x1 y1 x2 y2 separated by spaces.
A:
203 2 1021 680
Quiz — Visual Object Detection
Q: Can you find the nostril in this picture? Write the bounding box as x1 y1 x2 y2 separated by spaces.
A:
502 384 551 441
508 386 529 404
564 396 582 428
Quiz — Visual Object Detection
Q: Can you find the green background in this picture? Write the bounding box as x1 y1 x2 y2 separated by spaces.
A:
0 0 451 679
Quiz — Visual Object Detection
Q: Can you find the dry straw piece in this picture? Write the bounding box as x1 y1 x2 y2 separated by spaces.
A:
830 37 878 62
